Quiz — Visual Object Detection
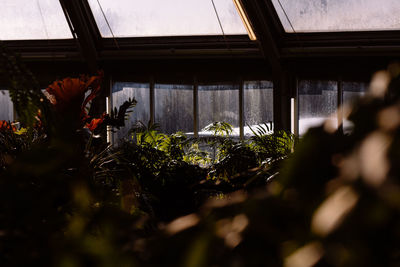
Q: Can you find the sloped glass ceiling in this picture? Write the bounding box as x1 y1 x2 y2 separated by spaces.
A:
0 0 72 40
272 0 400 32
87 0 247 37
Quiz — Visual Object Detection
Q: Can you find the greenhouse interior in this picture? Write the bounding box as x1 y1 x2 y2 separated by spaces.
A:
1 0 400 266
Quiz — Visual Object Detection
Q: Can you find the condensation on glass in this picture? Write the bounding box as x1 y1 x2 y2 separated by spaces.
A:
198 84 239 136
299 80 337 135
343 82 368 105
155 84 193 134
87 0 246 37
272 0 400 32
343 81 368 132
244 81 273 136
0 0 72 40
0 90 13 121
112 82 150 143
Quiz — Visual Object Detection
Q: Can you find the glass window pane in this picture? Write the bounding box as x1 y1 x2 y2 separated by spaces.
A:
0 0 72 40
343 82 368 106
272 0 400 32
0 91 13 121
112 82 150 143
198 84 239 136
299 80 337 135
88 0 246 37
343 81 368 132
155 84 193 134
244 81 273 137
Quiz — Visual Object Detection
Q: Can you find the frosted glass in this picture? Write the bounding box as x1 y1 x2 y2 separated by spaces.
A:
198 84 239 135
155 84 193 134
272 0 400 32
343 82 368 106
87 0 246 37
343 82 367 133
0 90 13 121
112 82 150 143
244 81 273 136
0 0 72 40
299 80 337 135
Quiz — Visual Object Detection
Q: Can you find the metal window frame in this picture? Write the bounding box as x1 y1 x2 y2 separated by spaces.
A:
108 77 273 141
292 77 366 136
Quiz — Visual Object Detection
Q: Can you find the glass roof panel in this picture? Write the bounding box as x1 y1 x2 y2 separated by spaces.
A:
272 0 400 32
87 0 247 37
0 0 72 40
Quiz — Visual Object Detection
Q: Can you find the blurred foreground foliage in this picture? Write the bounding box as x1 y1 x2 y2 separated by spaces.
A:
1 42 400 266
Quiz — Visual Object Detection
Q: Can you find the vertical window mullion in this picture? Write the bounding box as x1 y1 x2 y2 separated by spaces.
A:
239 78 244 140
107 76 113 144
150 76 155 125
337 77 343 133
193 76 199 138
292 77 299 136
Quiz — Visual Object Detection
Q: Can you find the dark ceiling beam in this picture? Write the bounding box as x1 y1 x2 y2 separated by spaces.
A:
99 35 261 60
59 0 101 72
2 35 260 61
240 0 291 131
239 0 282 67
281 30 400 58
2 39 80 61
103 58 270 83
283 31 400 46
281 46 400 58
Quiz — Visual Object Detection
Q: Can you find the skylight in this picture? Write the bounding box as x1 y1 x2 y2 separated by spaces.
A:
87 0 247 37
272 0 400 33
0 0 72 40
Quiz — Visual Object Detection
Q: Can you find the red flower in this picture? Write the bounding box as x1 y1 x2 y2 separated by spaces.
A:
0 121 16 132
85 116 105 132
45 71 103 121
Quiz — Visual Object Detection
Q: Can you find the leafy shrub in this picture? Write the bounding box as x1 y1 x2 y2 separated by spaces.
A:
143 66 400 267
249 124 296 163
